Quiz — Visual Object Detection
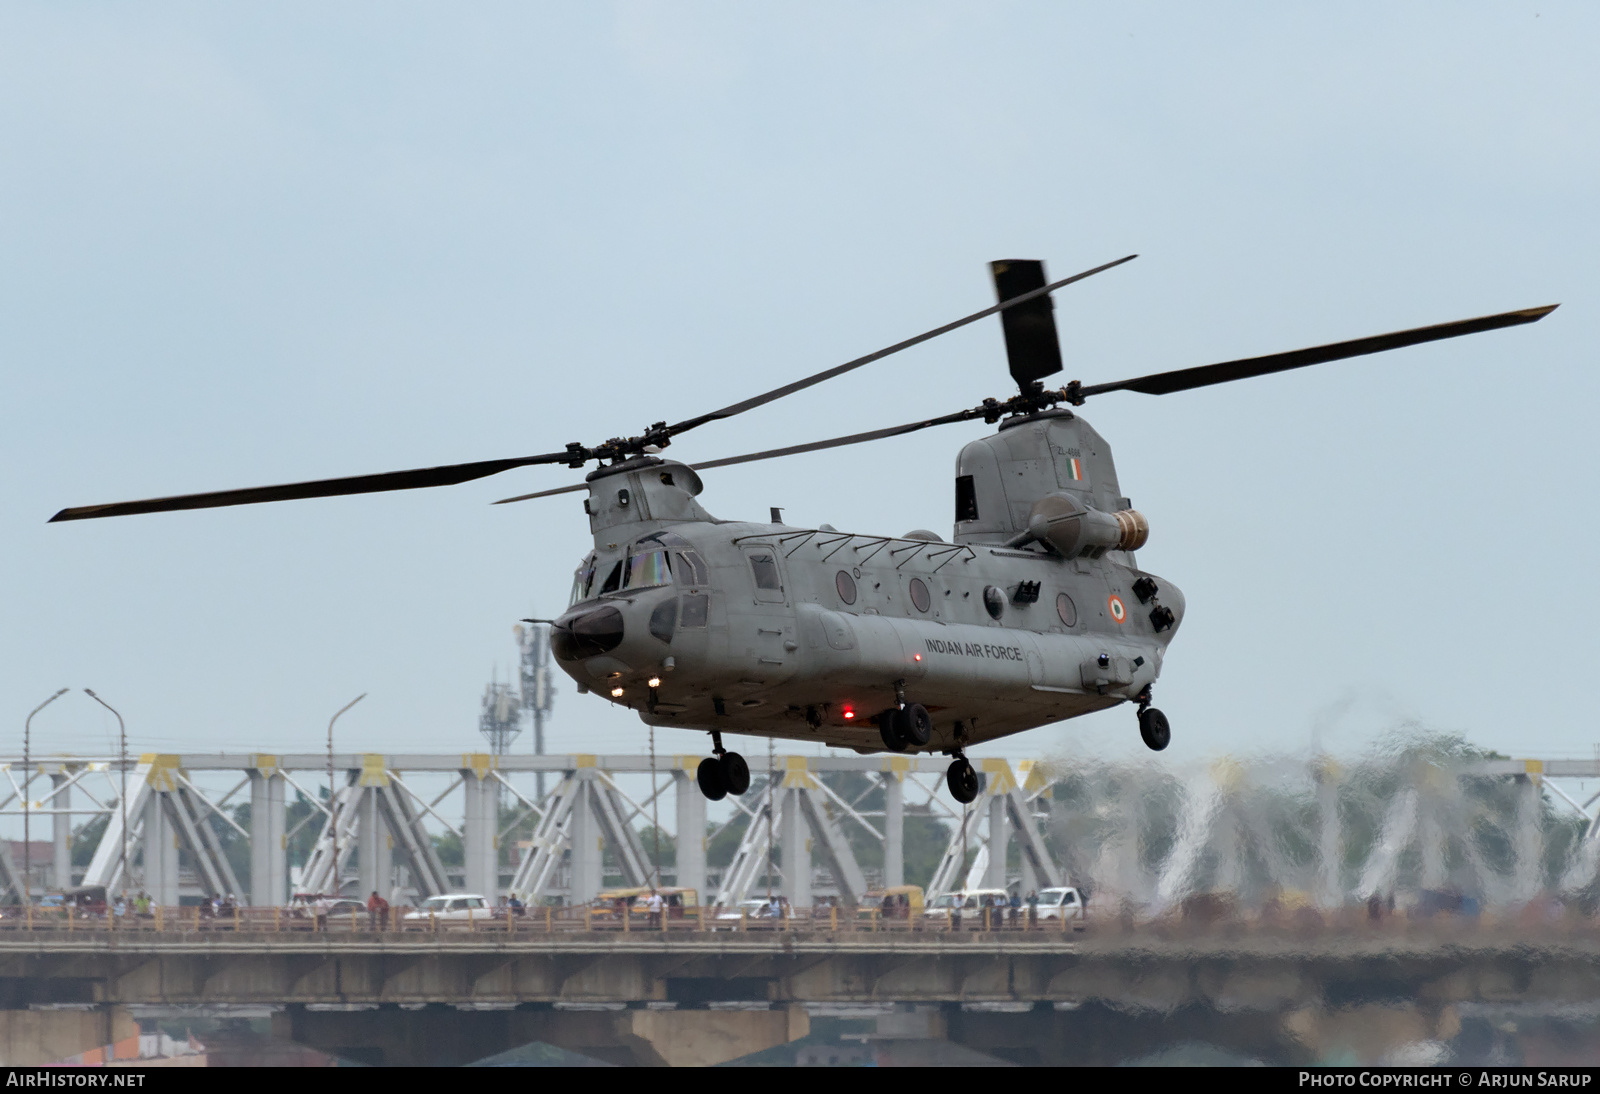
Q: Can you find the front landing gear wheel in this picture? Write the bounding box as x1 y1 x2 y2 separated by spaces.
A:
1138 707 1171 751
719 751 751 795
696 756 727 801
947 758 979 804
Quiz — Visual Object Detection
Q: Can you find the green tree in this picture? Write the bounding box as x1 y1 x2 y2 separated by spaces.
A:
71 813 109 868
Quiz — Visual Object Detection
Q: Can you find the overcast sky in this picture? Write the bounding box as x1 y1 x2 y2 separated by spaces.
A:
3 3 1595 781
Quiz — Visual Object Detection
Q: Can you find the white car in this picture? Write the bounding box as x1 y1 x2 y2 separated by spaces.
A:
923 889 1010 920
1033 886 1087 922
403 894 493 923
713 897 787 928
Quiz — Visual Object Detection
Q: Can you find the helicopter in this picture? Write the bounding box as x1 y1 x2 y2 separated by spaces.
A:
51 256 1556 805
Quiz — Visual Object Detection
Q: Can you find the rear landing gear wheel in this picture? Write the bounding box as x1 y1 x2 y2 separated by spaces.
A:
696 756 727 801
894 703 933 748
878 712 907 753
947 758 979 804
719 751 751 796
1138 707 1171 752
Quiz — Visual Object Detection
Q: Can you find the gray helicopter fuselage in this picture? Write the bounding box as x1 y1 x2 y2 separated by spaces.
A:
550 408 1184 754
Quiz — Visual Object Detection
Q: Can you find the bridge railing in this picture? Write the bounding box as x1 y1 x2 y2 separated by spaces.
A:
0 903 1089 936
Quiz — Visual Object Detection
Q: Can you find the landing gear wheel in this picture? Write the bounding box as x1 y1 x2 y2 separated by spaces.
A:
894 703 933 748
947 758 979 804
877 712 907 753
696 756 727 801
1138 707 1171 752
719 751 751 795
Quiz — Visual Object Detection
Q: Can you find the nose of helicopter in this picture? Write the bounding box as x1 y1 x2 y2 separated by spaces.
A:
550 605 625 661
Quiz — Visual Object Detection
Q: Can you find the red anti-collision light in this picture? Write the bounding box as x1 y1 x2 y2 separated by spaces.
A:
914 653 922 661
843 710 855 720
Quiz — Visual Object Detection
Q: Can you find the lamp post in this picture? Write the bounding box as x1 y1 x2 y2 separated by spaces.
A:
327 694 366 896
83 691 126 902
23 690 69 905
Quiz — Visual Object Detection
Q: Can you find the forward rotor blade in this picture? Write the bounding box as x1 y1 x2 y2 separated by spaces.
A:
663 254 1136 438
50 451 579 522
492 408 984 506
1076 304 1559 399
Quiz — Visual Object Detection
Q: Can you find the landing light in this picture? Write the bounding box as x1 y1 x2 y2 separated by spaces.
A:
610 686 625 698
647 676 661 688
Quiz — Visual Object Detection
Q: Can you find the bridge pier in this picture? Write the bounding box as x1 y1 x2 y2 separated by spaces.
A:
569 770 602 902
883 770 904 888
249 759 286 907
782 786 812 907
0 1006 137 1067
1515 772 1545 902
143 788 179 905
50 769 71 890
984 794 1008 890
462 758 497 898
360 785 392 899
674 769 706 896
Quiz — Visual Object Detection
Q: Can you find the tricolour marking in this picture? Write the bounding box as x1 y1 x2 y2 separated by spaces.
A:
1107 594 1126 623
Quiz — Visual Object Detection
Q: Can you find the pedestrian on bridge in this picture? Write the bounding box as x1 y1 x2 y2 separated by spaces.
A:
367 890 389 930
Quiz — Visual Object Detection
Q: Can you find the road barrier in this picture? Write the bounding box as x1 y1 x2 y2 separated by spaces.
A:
0 902 1087 936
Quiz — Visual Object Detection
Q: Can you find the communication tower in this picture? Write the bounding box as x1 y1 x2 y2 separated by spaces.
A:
478 675 522 757
516 622 556 798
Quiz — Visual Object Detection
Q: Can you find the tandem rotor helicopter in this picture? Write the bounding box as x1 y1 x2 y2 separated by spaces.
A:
52 256 1556 805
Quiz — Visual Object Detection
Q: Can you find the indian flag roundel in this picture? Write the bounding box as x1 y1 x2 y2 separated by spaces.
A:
1108 594 1126 623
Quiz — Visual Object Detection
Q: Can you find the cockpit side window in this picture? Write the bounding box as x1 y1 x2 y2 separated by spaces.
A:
598 560 623 595
623 548 673 589
569 554 597 607
673 550 708 586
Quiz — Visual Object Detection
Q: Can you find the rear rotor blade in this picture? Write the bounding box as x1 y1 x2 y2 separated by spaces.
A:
991 259 1064 388
1077 304 1558 399
50 451 580 522
663 254 1135 438
493 482 587 504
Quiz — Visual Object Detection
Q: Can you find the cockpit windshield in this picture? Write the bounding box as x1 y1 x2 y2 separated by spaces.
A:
623 548 673 590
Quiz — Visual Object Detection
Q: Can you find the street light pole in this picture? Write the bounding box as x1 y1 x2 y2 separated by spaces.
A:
83 691 126 902
23 690 69 905
327 694 366 897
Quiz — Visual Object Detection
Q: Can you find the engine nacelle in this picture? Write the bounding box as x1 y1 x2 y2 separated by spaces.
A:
1024 492 1148 558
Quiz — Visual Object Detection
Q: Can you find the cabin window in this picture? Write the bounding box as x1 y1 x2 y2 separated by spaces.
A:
956 475 978 522
679 593 709 628
598 560 623 595
835 571 857 605
624 548 673 589
749 553 781 591
1056 593 1077 628
909 577 931 613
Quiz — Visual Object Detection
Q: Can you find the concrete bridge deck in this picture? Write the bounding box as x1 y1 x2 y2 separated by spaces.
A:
2 922 1598 1009
3 924 1598 1064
